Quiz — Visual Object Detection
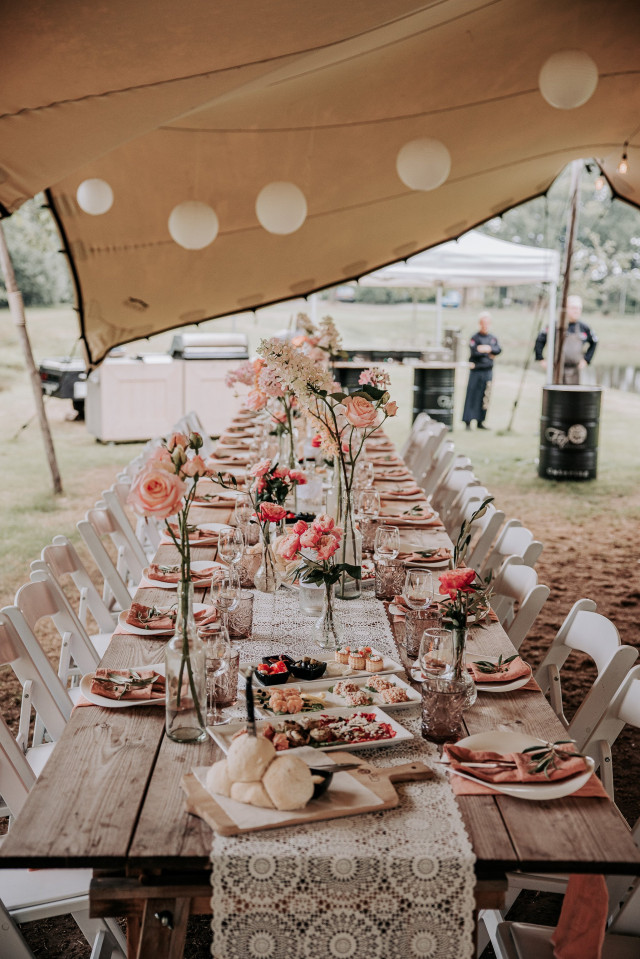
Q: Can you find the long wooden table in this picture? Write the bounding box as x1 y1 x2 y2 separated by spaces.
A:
1 430 639 959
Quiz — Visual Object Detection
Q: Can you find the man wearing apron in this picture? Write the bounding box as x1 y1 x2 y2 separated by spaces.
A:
534 294 598 384
462 312 501 430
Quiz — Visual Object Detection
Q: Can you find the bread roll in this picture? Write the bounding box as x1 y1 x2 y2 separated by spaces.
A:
226 734 276 782
262 754 314 810
230 780 275 809
205 758 233 798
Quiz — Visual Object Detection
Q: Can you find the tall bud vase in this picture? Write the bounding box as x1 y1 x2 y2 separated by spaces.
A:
451 627 477 708
165 581 207 742
335 494 362 601
254 527 282 593
313 582 344 649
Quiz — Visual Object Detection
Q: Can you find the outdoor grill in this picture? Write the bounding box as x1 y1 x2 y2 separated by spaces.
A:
169 332 249 361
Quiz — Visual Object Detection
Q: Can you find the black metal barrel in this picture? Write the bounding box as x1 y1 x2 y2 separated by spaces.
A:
412 367 455 429
334 365 369 392
538 385 602 481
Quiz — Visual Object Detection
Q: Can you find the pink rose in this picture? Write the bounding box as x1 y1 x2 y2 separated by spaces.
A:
272 409 287 424
250 459 272 478
288 470 307 485
342 396 379 429
439 567 476 600
255 477 267 494
291 520 308 535
385 401 398 417
316 534 341 561
247 389 267 412
146 447 174 472
258 503 287 523
314 514 335 532
181 454 207 477
311 435 321 448
300 526 322 548
128 467 186 519
166 431 189 452
276 533 301 562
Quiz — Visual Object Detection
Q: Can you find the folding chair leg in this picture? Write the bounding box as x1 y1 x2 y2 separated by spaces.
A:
0 899 36 959
71 910 126 958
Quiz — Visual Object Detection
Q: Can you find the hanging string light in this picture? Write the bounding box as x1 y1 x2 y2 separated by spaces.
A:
76 179 114 215
618 143 629 175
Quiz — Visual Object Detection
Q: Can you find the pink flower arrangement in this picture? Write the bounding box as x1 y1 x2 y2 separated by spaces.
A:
250 459 272 478
275 516 353 597
438 567 477 601
129 468 186 519
342 395 381 429
258 503 288 524
246 389 268 412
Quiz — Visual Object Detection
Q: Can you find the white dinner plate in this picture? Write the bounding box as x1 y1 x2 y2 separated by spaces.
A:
209 705 413 754
467 655 533 694
80 663 166 708
117 603 208 636
450 731 595 801
142 560 223 589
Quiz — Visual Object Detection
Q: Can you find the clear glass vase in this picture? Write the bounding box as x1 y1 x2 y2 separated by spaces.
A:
334 492 362 601
451 626 477 708
254 530 282 593
165 581 207 742
313 583 344 649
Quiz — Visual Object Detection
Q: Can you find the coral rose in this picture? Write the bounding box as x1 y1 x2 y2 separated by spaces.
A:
247 389 267 412
250 459 272 478
166 432 189 452
146 447 174 472
276 533 301 562
438 567 477 600
314 514 335 532
291 520 308 535
300 526 322 548
316 534 341 561
128 467 186 519
311 435 322 448
181 454 207 477
258 503 287 523
288 470 307 485
385 401 398 417
342 395 379 429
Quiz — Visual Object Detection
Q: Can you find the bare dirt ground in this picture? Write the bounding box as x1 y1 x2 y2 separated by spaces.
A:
4 481 639 957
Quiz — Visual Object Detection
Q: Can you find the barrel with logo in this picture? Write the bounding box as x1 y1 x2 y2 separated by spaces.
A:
538 385 602 481
412 366 455 429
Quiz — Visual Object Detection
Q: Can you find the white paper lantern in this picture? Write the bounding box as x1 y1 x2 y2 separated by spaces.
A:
168 201 219 250
396 138 451 191
256 182 307 235
76 178 114 215
539 51 598 109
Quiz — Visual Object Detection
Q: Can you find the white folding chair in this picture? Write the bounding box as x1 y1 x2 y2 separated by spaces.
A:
400 412 432 463
101 481 153 566
465 502 506 574
535 600 638 748
0 619 126 958
418 441 456 499
173 409 214 456
483 523 543 577
31 535 116 654
490 557 550 650
441 480 488 536
77 506 140 613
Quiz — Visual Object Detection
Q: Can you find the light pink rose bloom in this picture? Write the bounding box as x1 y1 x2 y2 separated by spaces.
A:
258 503 287 523
385 400 398 417
300 526 322 548
181 454 207 477
342 395 378 429
277 533 301 562
314 514 335 532
272 409 287 423
250 459 272 478
146 447 174 472
316 534 341 561
247 389 267 412
128 467 186 518
166 431 189 452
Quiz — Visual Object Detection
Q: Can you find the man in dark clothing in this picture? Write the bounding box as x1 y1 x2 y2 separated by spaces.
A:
462 312 501 430
534 294 598 384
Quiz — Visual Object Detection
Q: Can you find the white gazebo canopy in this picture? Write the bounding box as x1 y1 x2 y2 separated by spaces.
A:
359 230 561 345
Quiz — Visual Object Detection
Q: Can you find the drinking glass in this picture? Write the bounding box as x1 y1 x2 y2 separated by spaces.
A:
218 526 245 574
421 675 467 744
353 460 374 489
233 494 253 530
405 606 443 659
355 487 380 519
210 569 240 631
419 627 454 679
374 525 400 563
227 590 254 639
374 560 406 601
402 569 433 612
204 629 240 725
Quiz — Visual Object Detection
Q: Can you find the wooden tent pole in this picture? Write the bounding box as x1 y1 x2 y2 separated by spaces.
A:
553 159 582 384
0 221 63 494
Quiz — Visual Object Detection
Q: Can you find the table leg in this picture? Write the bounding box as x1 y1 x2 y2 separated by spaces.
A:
136 897 190 959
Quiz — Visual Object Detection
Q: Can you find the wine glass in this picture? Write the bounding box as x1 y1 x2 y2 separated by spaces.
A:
419 627 454 679
204 627 240 725
355 487 380 519
210 569 240 631
374 525 400 564
233 493 253 530
353 460 374 489
402 569 433 611
218 526 245 577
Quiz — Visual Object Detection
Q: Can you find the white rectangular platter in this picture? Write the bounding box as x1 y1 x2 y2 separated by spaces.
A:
208 705 413 754
249 648 405 686
250 674 420 714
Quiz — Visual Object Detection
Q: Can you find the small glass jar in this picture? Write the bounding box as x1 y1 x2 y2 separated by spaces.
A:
228 590 254 639
299 581 325 617
374 560 406 601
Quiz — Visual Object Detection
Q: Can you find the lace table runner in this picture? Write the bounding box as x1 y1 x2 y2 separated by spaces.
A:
210 588 476 959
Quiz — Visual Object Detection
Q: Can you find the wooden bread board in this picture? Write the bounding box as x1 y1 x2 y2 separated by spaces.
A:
182 751 434 836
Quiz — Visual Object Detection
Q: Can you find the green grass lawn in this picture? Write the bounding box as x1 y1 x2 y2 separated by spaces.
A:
1 300 639 605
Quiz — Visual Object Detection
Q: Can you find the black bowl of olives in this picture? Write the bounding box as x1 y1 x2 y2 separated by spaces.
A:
288 656 327 681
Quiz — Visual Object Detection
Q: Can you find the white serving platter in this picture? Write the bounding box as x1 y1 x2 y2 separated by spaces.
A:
248 648 405 686
208 705 413 754
250 673 420 715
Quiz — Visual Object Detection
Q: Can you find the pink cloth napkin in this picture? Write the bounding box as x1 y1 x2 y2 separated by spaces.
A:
444 743 594 786
467 656 531 683
551 874 609 959
90 668 166 701
381 487 424 499
379 511 443 527
398 548 452 566
146 563 215 584
125 603 176 631
162 523 220 546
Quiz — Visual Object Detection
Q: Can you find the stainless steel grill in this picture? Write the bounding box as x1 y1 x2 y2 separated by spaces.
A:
169 332 249 360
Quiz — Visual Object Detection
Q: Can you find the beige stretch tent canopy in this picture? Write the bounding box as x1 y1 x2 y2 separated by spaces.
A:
1 0 640 365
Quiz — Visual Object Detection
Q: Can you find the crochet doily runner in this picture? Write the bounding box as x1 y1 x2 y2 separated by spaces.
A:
210 588 476 959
